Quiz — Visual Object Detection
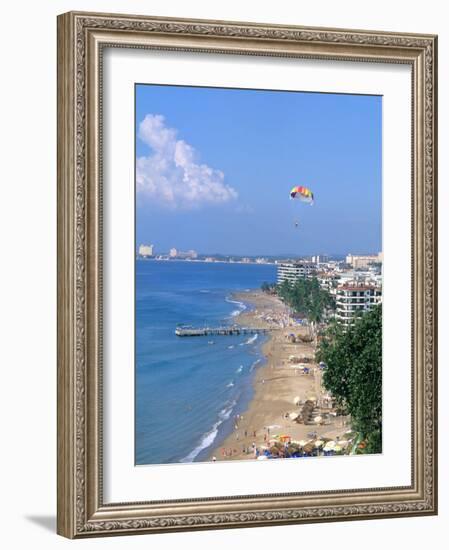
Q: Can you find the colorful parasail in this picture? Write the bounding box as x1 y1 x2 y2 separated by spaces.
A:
290 185 314 204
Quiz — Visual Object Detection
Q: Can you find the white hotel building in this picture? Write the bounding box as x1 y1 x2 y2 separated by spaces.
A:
277 262 317 285
345 252 382 269
335 283 382 328
138 243 154 257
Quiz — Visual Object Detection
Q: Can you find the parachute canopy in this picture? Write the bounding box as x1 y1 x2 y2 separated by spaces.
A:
290 185 314 204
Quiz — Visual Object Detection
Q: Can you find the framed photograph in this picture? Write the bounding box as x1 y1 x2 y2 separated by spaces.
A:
57 11 438 538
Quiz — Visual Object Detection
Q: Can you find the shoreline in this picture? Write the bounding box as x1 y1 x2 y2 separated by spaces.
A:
208 290 350 461
137 257 277 266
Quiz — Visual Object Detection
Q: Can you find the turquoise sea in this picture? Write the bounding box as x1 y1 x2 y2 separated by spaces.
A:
135 260 277 465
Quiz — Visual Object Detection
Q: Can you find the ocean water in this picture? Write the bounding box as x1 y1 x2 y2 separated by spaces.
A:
135 260 277 465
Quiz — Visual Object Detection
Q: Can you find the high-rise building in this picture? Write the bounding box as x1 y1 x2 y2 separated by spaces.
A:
335 283 382 328
277 262 317 284
138 244 154 257
311 254 329 264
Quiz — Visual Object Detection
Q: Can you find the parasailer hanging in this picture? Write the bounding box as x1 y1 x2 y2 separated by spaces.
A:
290 185 314 228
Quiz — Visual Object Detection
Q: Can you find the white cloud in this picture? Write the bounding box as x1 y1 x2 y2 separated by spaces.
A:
136 114 238 208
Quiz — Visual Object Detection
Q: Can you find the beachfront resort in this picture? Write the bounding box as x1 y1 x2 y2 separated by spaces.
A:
204 254 383 462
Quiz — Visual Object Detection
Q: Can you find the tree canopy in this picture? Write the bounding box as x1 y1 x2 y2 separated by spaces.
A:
316 304 382 453
275 277 335 324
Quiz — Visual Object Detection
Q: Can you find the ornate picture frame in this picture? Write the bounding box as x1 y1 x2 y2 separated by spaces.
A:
57 11 437 538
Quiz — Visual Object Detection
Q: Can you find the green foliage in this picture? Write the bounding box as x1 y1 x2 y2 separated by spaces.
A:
275 277 335 324
364 429 382 454
317 305 382 453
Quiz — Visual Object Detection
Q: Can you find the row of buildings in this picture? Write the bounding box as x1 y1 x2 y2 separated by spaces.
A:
138 244 198 260
277 255 382 328
138 244 275 264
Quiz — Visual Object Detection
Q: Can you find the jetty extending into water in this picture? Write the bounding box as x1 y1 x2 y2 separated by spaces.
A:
175 325 274 337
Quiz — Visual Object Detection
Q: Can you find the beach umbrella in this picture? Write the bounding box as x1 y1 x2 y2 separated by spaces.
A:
323 441 336 452
314 440 324 448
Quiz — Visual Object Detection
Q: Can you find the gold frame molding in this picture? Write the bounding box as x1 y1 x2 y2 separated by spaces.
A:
57 11 438 538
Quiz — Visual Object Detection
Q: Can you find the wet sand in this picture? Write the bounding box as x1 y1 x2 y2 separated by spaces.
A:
209 291 349 461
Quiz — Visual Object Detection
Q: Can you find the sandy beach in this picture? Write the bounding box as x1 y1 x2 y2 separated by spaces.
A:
209 290 350 461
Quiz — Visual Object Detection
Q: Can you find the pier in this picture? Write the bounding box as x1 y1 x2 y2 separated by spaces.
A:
175 325 273 337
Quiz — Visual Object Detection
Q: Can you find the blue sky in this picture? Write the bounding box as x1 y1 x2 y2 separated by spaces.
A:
135 84 382 256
